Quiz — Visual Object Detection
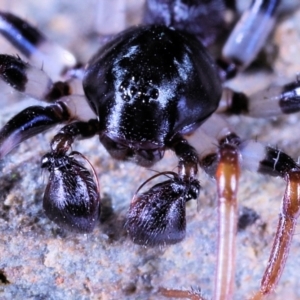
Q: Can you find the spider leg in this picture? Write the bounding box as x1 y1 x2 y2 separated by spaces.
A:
0 54 78 102
0 42 95 158
0 89 96 158
200 117 300 300
0 11 76 79
218 79 300 118
161 113 300 299
250 170 300 299
197 115 300 299
192 121 242 300
235 139 300 299
214 143 240 300
0 101 69 158
219 0 280 80
41 120 100 233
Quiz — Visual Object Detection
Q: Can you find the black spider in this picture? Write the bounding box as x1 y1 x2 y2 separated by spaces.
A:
0 1 300 299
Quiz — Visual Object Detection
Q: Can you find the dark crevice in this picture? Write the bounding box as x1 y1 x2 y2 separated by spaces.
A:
0 270 10 284
238 206 260 231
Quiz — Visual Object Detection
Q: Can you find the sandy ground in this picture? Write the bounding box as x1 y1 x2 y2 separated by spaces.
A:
0 1 300 299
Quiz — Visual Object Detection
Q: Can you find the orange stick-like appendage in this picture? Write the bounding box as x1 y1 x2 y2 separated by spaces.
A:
159 287 206 300
214 144 240 300
251 170 300 300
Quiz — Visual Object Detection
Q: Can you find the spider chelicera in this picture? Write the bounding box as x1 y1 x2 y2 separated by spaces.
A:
1 0 300 299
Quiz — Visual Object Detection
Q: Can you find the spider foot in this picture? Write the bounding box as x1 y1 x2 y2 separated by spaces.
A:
0 11 76 78
0 54 74 102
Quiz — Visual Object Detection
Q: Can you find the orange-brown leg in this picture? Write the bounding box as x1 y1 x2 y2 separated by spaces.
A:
159 288 206 300
214 144 240 300
250 170 300 300
160 143 240 300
